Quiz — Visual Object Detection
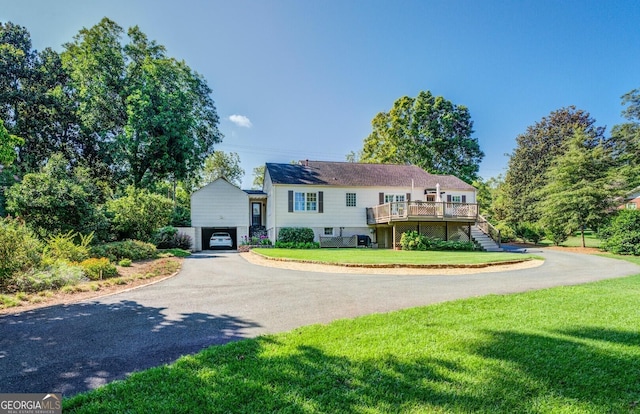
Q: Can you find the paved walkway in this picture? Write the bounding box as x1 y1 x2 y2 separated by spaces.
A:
1 249 638 395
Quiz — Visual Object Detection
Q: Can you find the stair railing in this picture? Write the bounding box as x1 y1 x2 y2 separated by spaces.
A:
476 215 501 247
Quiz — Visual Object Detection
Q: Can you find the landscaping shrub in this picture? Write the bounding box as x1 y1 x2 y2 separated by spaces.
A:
106 187 173 242
153 226 178 248
545 224 571 246
514 222 544 244
89 240 157 262
241 235 272 246
118 259 132 267
12 262 86 293
400 231 475 251
43 231 93 264
274 241 320 249
494 222 516 243
0 217 42 287
599 209 640 255
5 153 110 239
400 231 428 251
79 258 118 280
277 227 315 244
153 226 192 250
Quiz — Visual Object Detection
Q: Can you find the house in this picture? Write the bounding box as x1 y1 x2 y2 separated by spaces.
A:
190 160 493 250
620 189 640 210
190 177 266 250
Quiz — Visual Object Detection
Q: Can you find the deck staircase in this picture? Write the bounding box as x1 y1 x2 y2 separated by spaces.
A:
471 225 503 252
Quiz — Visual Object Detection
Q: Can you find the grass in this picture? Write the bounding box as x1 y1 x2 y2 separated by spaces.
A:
64 269 640 413
252 248 541 266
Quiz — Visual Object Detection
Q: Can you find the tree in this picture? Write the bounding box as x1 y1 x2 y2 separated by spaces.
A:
201 151 244 187
472 175 503 220
252 165 265 189
6 153 109 239
501 106 605 225
62 18 126 181
118 26 223 187
609 88 640 190
359 90 483 183
537 130 616 247
0 119 22 166
62 19 223 188
0 22 79 174
106 186 173 241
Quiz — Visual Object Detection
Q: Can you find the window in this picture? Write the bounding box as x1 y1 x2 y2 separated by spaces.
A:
627 203 638 210
451 195 462 203
384 194 405 203
346 192 356 207
385 194 405 215
324 227 334 236
294 192 317 212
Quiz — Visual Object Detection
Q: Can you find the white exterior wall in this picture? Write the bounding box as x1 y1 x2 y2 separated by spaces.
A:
191 179 250 227
267 184 475 242
175 227 196 251
191 178 250 250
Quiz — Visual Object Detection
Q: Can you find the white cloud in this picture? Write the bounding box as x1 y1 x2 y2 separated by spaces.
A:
228 114 252 128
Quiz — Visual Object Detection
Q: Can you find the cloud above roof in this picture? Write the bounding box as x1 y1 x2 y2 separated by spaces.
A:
228 114 252 128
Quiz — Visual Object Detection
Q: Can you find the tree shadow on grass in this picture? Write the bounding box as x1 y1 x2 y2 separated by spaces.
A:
64 326 640 413
65 337 490 413
471 326 640 412
0 300 260 396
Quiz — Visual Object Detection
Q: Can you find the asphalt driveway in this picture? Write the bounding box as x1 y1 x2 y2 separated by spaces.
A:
1 249 639 396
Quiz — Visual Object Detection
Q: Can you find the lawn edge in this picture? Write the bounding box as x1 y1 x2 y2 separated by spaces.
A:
249 250 537 269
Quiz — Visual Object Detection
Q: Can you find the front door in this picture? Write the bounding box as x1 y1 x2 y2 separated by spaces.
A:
252 202 262 226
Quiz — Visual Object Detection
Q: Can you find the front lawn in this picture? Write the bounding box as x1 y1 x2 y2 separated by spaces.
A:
252 248 540 266
64 271 640 413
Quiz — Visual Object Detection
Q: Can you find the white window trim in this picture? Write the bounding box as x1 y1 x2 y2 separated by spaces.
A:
323 227 334 236
294 191 318 212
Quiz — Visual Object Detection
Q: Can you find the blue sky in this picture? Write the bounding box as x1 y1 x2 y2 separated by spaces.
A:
2 0 639 188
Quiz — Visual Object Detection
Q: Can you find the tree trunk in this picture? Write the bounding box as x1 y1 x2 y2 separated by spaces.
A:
581 227 586 248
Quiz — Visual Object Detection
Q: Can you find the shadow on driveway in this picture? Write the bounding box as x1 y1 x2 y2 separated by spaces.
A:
0 300 260 396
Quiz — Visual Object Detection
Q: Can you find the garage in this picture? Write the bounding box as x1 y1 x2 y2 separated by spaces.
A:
202 227 238 250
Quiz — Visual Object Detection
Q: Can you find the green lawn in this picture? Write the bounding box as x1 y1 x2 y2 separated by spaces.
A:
537 230 602 248
252 248 540 266
64 268 640 413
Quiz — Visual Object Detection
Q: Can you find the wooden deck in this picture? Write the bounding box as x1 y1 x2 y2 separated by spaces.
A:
366 201 478 224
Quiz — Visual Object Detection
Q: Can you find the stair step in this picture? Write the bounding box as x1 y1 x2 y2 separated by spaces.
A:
471 225 503 252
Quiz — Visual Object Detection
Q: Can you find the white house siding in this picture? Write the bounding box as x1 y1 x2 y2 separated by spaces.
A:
263 170 276 240
266 184 475 242
190 178 250 250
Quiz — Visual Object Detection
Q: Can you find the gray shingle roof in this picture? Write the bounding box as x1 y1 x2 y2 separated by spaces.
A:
265 161 474 190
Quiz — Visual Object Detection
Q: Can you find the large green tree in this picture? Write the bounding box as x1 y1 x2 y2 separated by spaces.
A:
501 106 605 225
62 18 223 188
359 90 483 183
201 151 244 187
0 22 79 173
537 130 617 247
609 88 640 189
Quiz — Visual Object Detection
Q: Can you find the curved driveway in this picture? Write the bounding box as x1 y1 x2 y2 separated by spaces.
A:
1 249 639 395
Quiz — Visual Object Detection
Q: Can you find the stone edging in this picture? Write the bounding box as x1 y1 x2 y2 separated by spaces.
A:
248 250 534 269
